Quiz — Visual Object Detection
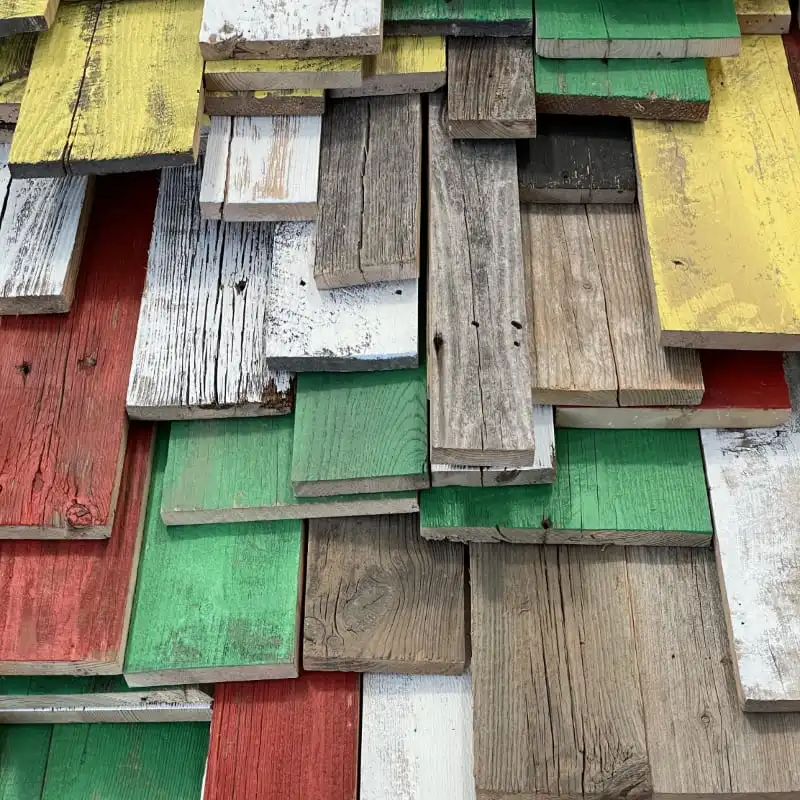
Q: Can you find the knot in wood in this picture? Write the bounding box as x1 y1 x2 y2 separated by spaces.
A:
66 502 93 529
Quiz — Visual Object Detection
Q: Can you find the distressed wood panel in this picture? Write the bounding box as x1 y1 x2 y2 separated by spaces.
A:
204 56 364 91
428 91 533 468
315 95 421 289
384 0 533 36
127 163 294 420
204 89 325 117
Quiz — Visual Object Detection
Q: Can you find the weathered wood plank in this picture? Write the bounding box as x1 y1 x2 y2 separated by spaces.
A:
0 424 153 674
303 514 465 673
204 55 364 91
200 0 383 59
361 673 475 800
162 416 419 524
447 37 535 138
0 33 34 123
736 0 791 32
634 36 800 349
428 91 533 468
123 430 304 687
315 95 421 289
0 0 57 36
204 89 325 117
384 0 533 36
421 429 713 546
127 163 294 420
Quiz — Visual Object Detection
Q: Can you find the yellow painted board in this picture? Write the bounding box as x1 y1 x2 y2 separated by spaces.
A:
633 36 800 351
0 33 34 123
204 56 363 91
10 0 204 177
0 0 57 36
735 0 790 33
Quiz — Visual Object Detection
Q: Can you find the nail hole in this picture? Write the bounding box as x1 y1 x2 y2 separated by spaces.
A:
511 320 522 330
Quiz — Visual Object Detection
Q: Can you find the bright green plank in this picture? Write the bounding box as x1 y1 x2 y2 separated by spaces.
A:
535 0 607 41
420 429 713 537
291 368 429 496
535 55 711 102
0 725 50 800
162 416 417 523
124 430 303 681
384 0 533 30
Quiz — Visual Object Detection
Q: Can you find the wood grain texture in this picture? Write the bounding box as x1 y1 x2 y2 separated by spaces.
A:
10 0 205 178
264 222 419 371
0 0 57 36
303 514 465 673
736 0 791 32
203 674 359 800
0 172 152 538
535 0 741 58
471 544 651 800
123 430 304 687
701 355 800 711
162 416 419 524
518 115 636 204
292 369 429 497
204 89 325 116
535 55 710 120
315 94 421 289
635 36 800 350
0 424 153 675
0 33 34 123
361 673 475 800
331 36 446 98
384 0 533 36
204 56 364 91
447 37 535 138
127 163 294 420
421 428 713 545
428 91 534 468
523 204 703 408
0 143 92 314
200 0 383 59
431 405 557 487
0 721 209 799
0 676 212 723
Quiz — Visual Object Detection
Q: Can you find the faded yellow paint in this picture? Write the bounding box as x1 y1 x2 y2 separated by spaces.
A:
204 55 363 91
633 36 800 349
366 35 446 78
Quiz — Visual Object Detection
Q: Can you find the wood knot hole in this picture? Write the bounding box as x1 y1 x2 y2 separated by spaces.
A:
66 503 93 529
78 354 97 369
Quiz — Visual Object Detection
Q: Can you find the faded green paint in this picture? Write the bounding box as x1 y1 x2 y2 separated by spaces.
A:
384 0 532 29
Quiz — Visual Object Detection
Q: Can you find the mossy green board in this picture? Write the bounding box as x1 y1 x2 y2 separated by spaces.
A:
0 722 208 800
291 368 429 497
420 429 713 545
161 416 418 525
123 430 303 687
535 55 711 121
384 0 533 35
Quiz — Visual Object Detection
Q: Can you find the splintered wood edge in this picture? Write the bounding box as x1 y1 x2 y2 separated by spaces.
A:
420 527 713 546
126 402 293 421
123 663 299 688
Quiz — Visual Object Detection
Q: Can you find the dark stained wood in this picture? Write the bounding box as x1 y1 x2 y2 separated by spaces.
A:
783 26 800 103
303 514 466 674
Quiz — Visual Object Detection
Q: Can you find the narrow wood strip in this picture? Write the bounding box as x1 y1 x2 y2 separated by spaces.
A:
0 0 57 36
428 91 534 468
315 95 421 289
204 56 364 91
123 430 304 687
203 674 360 800
198 117 230 219
161 416 419 525
303 515 465 673
126 163 294 420
0 424 154 674
361 673 475 800
446 37 535 138
421 429 713 545
383 0 534 36
204 89 325 117
736 0 791 32
634 36 800 349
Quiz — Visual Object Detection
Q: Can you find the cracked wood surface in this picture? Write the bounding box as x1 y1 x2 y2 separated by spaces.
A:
315 95 421 289
303 514 465 673
0 172 152 538
427 91 534 468
127 162 294 420
523 204 704 407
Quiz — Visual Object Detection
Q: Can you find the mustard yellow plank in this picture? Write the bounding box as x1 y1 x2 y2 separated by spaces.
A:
204 56 363 91
0 0 57 36
735 0 790 33
634 36 800 350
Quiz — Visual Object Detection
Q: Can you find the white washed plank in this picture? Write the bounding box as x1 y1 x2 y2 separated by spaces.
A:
432 406 556 486
200 0 383 59
0 142 92 314
264 221 419 371
361 672 475 800
199 116 231 219
127 162 294 420
701 354 800 712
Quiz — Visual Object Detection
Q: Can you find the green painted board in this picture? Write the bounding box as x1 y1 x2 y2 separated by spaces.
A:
0 722 208 800
291 368 429 497
420 429 713 546
384 0 533 35
535 0 740 58
535 55 711 121
162 416 419 525
123 430 304 687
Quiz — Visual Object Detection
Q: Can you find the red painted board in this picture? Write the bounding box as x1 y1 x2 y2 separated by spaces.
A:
698 350 790 410
0 423 154 674
0 171 157 538
204 673 360 800
784 25 800 104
